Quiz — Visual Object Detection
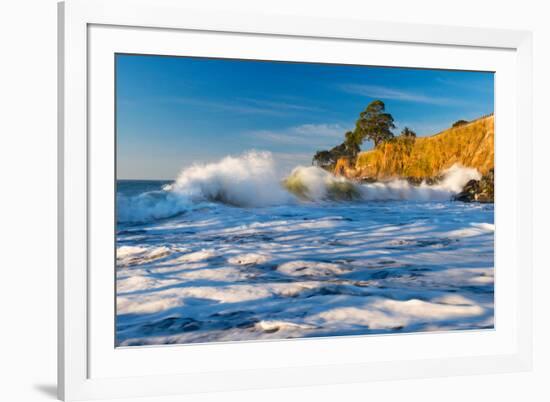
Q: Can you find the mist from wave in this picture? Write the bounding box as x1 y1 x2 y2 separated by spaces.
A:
116 151 481 223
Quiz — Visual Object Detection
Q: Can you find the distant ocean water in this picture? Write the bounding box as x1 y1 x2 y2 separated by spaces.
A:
116 179 172 197
115 152 494 346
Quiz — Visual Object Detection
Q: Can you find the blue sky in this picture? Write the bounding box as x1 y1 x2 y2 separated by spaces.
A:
116 54 494 179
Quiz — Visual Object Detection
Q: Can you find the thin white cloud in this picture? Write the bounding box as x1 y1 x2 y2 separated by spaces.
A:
172 98 284 116
170 96 320 116
249 123 347 145
339 84 458 105
236 97 322 112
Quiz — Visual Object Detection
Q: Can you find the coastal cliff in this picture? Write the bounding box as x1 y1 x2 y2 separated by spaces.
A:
333 114 494 181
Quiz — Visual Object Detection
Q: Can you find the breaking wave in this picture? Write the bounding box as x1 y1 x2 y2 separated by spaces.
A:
117 151 481 223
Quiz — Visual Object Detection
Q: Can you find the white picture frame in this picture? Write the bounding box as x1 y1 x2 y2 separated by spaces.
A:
58 0 533 400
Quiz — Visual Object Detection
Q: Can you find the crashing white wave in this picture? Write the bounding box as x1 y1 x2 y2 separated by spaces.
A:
116 190 191 223
285 163 480 202
359 164 481 201
117 151 482 223
170 151 292 207
117 151 293 223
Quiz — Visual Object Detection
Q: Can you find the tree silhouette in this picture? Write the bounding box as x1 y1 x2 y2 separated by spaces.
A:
354 100 395 147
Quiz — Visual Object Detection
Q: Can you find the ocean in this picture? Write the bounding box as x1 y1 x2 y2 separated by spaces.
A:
115 152 494 346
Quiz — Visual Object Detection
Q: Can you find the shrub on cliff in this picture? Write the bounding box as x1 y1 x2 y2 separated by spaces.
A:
313 141 356 169
400 127 417 138
313 131 362 169
452 120 469 128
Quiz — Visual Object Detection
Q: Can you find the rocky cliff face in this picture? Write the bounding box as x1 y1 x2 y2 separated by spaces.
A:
334 115 494 181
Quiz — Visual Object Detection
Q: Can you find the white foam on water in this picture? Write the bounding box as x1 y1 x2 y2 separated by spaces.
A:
173 267 255 282
471 222 495 231
116 246 171 267
118 281 322 316
447 223 496 238
254 320 317 332
165 249 219 264
277 261 349 277
117 275 180 293
314 297 485 330
117 294 184 315
228 253 270 265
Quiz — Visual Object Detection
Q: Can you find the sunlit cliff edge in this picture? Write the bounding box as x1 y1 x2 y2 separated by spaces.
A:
334 114 494 181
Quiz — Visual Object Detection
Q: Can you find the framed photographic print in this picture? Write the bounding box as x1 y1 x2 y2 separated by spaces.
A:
58 0 533 400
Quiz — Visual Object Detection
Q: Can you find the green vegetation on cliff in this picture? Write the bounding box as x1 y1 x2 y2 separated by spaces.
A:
313 100 396 168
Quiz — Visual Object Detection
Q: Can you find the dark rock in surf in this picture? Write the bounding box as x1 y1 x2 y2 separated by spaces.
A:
453 169 494 203
454 179 479 202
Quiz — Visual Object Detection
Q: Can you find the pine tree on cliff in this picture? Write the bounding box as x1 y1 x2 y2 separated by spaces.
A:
354 100 395 147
